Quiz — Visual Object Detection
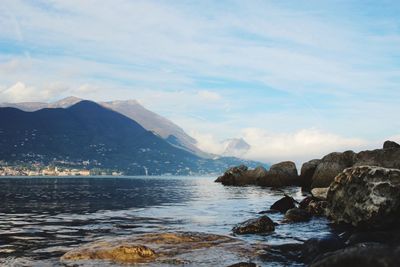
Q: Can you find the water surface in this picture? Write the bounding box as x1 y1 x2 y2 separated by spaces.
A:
0 176 331 266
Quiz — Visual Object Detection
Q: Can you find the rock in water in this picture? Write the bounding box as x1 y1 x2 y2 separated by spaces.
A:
300 159 321 189
62 244 155 262
310 242 400 267
310 141 400 189
284 208 311 222
258 161 299 187
232 216 275 234
311 151 357 188
215 165 250 185
215 165 269 186
326 166 400 228
270 196 296 213
62 232 255 265
302 234 345 263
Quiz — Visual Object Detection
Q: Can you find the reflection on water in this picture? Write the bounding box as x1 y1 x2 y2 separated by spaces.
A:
0 177 331 266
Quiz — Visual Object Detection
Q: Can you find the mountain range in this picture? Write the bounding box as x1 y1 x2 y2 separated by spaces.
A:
0 99 263 175
1 97 208 157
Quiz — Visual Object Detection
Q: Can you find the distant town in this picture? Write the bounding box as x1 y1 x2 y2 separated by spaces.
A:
0 161 123 176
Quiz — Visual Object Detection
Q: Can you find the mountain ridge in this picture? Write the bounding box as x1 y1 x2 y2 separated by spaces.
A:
0 100 265 175
0 97 207 157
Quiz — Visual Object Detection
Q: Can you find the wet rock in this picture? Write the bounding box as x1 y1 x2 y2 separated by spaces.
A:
215 165 251 185
302 234 345 263
232 216 275 234
311 187 328 200
383 140 400 150
258 161 299 187
215 165 269 186
300 159 321 189
61 232 255 265
326 166 400 228
270 196 296 213
299 196 315 209
311 151 357 188
310 242 400 267
62 244 155 262
284 208 311 222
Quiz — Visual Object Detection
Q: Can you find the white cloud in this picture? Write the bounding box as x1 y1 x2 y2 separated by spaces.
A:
242 128 367 165
193 127 368 167
0 82 54 102
190 131 225 155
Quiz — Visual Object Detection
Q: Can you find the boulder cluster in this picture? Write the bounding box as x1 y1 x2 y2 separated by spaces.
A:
216 140 400 190
218 140 400 266
215 161 300 187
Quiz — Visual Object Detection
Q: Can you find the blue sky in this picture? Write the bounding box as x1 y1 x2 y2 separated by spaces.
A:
0 0 400 164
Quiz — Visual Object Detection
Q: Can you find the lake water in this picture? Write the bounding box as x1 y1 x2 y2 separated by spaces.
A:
0 176 331 266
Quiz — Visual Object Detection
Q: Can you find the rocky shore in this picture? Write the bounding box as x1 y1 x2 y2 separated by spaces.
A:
60 141 400 266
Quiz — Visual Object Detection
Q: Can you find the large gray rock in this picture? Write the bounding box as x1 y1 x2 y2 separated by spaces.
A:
215 165 250 185
300 159 321 188
310 243 400 267
258 161 299 187
326 166 400 228
215 165 269 186
383 140 400 149
355 147 400 169
311 141 400 189
311 151 357 188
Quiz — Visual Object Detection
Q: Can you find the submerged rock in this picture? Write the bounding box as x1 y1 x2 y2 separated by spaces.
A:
258 161 299 187
232 216 275 234
326 166 400 228
284 208 311 222
270 195 296 213
61 232 255 265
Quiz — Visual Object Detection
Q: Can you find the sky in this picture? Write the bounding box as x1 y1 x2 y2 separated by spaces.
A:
1 0 400 165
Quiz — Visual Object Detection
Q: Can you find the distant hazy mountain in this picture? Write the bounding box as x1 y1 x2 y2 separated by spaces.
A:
0 101 263 175
0 96 82 111
101 100 207 157
222 138 251 157
0 97 207 157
